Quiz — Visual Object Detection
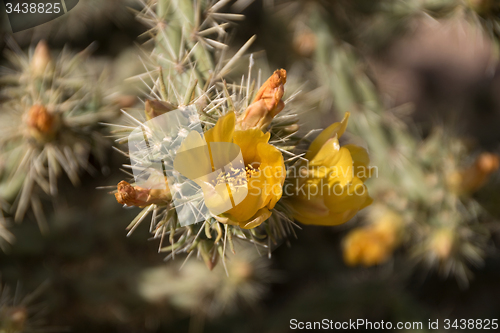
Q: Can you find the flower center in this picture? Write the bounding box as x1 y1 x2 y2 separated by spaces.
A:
210 163 261 188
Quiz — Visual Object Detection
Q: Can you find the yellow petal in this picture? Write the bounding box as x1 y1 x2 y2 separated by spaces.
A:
204 112 235 144
257 142 286 204
361 241 391 266
312 143 354 187
344 144 371 181
293 177 372 226
305 112 350 161
201 112 285 228
343 229 367 266
233 129 271 165
309 137 340 166
324 177 371 213
240 208 272 229
290 194 330 218
225 142 284 222
225 173 266 222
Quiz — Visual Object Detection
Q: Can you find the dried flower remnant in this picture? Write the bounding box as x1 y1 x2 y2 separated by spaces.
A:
237 69 287 130
115 180 171 207
144 99 176 121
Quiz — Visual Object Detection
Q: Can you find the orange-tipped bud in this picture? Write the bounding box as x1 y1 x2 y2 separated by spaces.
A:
237 69 287 130
26 105 59 142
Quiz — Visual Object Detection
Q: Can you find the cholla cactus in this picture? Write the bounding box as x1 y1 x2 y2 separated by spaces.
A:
0 40 119 232
110 0 372 270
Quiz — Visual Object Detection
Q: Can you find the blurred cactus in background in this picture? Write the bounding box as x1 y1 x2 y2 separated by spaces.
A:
138 243 276 330
0 282 50 333
0 39 119 235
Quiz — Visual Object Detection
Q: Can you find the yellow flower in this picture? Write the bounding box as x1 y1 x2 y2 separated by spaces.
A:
236 69 287 130
343 228 391 267
289 112 372 226
342 210 402 266
204 112 286 229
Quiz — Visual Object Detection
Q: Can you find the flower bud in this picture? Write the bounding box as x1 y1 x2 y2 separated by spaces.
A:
26 105 60 142
237 69 287 130
31 40 53 77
